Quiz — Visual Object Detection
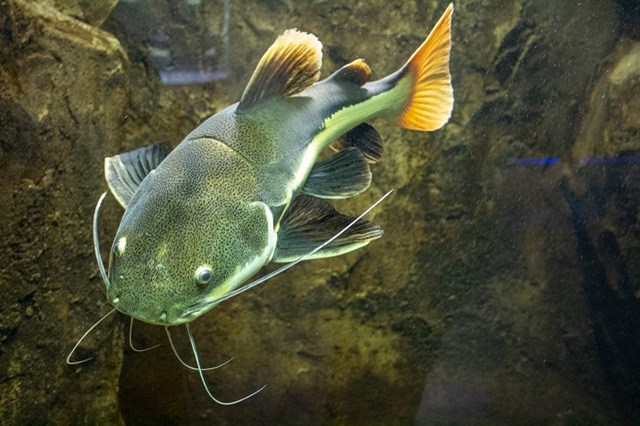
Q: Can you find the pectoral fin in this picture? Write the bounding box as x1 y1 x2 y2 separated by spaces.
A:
104 143 168 208
273 194 383 263
302 148 371 199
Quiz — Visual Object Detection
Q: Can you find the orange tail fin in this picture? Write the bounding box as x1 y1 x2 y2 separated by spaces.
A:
397 3 454 131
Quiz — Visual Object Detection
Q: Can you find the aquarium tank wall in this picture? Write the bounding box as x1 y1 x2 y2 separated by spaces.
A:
1 0 639 424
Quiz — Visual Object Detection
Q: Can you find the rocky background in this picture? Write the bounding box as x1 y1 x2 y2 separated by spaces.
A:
1 0 639 424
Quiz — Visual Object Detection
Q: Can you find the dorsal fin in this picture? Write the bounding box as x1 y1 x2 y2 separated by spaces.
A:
239 29 322 109
330 59 371 86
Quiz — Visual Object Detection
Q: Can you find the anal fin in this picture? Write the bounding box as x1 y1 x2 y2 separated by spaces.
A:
302 148 371 199
273 194 383 263
330 123 383 163
104 142 168 208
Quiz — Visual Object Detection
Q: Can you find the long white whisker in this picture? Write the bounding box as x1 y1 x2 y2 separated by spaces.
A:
128 317 161 353
206 189 393 306
185 323 265 405
164 326 233 371
66 307 117 365
93 191 111 291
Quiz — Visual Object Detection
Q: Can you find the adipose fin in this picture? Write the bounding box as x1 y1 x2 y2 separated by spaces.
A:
329 58 372 86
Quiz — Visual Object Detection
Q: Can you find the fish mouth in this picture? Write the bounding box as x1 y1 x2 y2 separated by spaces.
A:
109 294 184 326
127 309 188 326
181 299 219 321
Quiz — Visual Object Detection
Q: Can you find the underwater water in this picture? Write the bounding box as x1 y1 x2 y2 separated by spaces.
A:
2 0 640 424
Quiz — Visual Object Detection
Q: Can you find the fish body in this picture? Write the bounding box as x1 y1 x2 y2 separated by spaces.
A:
185 67 404 206
103 4 454 326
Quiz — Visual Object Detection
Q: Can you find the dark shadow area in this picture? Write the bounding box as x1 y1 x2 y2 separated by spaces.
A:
561 167 640 417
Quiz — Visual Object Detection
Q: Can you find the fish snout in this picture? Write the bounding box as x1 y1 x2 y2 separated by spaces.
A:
106 277 182 326
108 292 180 325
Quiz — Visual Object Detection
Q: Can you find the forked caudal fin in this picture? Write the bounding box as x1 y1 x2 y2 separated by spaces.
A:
396 3 454 131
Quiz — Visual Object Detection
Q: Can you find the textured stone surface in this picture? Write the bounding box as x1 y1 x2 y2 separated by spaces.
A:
44 0 118 26
1 0 639 424
0 0 126 423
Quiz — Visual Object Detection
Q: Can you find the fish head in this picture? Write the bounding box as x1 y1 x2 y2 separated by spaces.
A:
105 180 276 326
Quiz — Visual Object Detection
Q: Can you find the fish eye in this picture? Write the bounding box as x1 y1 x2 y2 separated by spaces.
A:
113 237 126 256
194 265 213 285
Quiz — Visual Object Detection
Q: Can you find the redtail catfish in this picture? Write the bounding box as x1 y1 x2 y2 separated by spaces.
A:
70 3 454 405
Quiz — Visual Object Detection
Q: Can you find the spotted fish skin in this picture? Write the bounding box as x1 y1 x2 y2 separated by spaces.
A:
104 4 454 326
185 72 400 210
108 138 275 325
